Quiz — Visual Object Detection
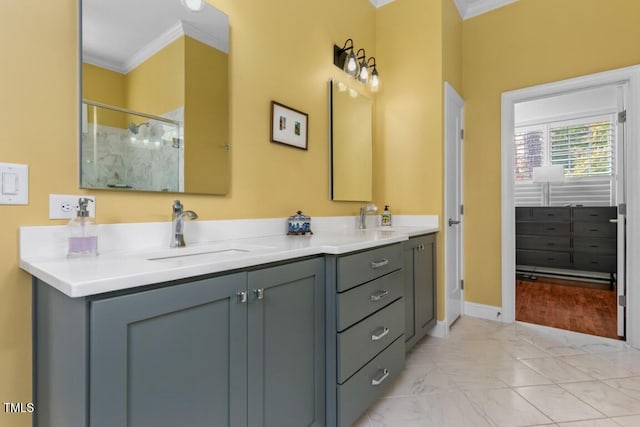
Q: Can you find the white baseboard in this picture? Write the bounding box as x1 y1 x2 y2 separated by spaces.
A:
464 301 506 322
427 320 447 338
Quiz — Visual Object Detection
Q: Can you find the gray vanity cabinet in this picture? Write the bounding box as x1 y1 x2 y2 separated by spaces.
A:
404 234 437 351
33 257 325 427
247 258 325 427
90 273 248 427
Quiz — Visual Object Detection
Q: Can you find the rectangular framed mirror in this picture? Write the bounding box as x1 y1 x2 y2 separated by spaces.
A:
330 80 373 201
80 0 230 194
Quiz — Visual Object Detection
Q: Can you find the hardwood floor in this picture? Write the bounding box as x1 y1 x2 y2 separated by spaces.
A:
515 278 620 340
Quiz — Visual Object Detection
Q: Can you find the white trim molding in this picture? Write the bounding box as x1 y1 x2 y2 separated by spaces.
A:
454 0 519 20
501 65 640 349
369 0 396 8
464 301 505 322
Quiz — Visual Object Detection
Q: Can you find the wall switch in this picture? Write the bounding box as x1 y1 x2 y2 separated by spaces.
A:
49 194 96 219
0 163 28 205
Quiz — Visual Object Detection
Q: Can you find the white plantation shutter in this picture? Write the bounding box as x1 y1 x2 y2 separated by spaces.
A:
514 115 616 206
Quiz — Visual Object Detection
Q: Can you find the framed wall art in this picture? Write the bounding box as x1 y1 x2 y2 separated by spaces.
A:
270 101 308 150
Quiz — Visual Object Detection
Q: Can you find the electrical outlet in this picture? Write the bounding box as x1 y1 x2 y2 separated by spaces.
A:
49 194 96 219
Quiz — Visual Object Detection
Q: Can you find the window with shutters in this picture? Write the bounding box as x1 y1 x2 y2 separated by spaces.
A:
514 114 616 206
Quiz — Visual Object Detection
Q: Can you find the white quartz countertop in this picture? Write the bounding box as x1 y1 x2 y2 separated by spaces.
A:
19 215 438 298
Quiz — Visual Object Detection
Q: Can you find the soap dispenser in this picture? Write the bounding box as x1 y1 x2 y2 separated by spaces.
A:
67 197 98 257
381 205 392 227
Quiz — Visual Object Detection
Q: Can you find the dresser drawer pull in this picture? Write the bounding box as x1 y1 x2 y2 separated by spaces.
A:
371 368 390 386
370 259 390 269
371 327 390 341
589 228 600 232
590 245 600 248
610 219 618 224
370 290 389 301
547 242 556 246
547 227 556 231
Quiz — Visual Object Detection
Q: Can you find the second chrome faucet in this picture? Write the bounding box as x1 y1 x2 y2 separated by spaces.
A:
170 200 198 248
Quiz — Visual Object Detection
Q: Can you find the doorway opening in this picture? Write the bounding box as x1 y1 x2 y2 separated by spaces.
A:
501 65 640 348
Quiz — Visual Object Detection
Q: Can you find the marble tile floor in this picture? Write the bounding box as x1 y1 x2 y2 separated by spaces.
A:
353 316 640 427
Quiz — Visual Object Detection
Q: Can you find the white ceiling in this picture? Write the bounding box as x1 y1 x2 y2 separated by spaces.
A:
82 0 228 74
370 0 519 20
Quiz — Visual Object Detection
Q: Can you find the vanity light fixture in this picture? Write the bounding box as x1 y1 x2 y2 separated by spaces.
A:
180 0 205 12
333 39 380 91
334 39 359 77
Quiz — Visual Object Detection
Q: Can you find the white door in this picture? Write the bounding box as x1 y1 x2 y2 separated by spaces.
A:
616 84 628 338
444 83 464 328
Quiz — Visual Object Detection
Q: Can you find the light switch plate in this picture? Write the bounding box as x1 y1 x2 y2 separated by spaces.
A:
0 162 28 205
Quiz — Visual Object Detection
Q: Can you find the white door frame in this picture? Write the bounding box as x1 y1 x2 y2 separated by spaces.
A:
501 65 640 348
444 82 465 332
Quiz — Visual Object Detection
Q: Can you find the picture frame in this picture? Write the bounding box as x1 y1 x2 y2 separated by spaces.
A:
270 101 309 150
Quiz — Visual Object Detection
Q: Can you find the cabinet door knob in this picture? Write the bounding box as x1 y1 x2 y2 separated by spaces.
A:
237 291 248 304
371 368 390 386
254 288 264 300
370 259 390 269
370 289 389 302
371 326 390 341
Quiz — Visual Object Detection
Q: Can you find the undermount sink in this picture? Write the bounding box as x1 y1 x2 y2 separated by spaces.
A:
145 243 273 263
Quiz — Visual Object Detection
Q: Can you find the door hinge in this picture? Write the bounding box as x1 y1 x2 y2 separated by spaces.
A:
618 110 627 123
460 129 464 140
460 204 464 215
460 279 464 290
619 203 627 216
619 295 627 307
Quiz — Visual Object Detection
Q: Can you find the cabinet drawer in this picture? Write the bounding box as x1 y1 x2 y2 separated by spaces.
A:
516 222 571 236
573 253 617 273
573 237 617 255
531 207 570 221
574 221 617 238
515 207 531 221
337 336 404 427
516 235 570 251
337 244 402 292
337 269 403 331
516 249 571 269
337 299 404 383
572 207 617 222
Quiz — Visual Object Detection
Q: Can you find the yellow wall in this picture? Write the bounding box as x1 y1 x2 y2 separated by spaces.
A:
463 0 640 306
82 62 127 128
0 0 375 425
376 0 462 320
184 36 229 194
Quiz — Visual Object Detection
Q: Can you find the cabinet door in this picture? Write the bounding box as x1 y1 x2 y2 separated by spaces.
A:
403 239 418 345
90 273 247 427
415 234 436 337
247 258 325 427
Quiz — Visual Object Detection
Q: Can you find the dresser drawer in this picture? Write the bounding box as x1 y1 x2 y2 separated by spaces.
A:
573 237 617 255
573 253 617 273
516 235 571 252
337 336 405 427
574 221 617 238
516 249 571 269
337 299 404 383
337 244 402 292
516 222 571 236
531 207 571 221
337 269 403 331
516 207 531 221
572 207 617 222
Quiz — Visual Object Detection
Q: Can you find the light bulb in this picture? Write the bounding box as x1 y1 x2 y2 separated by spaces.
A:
358 62 368 83
344 51 358 77
181 0 205 12
369 69 379 92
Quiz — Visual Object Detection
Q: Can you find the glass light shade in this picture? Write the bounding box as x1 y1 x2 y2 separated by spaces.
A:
343 51 359 77
181 0 205 12
358 60 368 83
369 68 379 92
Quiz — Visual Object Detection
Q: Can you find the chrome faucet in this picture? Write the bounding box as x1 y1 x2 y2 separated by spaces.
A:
359 203 378 229
170 200 198 248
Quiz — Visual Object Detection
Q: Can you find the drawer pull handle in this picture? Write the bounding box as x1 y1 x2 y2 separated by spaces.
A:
590 229 600 232
370 290 389 301
610 219 618 224
370 259 390 269
237 291 248 304
254 288 264 300
547 228 556 231
371 368 390 386
371 327 390 341
547 243 555 246
590 245 599 248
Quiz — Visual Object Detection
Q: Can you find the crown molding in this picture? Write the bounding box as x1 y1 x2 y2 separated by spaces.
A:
454 0 518 20
369 0 396 8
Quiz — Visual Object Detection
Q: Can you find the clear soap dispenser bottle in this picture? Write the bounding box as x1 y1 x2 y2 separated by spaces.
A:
67 197 98 257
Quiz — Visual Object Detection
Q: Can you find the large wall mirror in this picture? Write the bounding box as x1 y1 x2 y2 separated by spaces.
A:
330 80 373 201
80 0 230 194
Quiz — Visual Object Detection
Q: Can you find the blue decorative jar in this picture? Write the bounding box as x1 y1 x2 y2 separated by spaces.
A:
287 210 313 235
